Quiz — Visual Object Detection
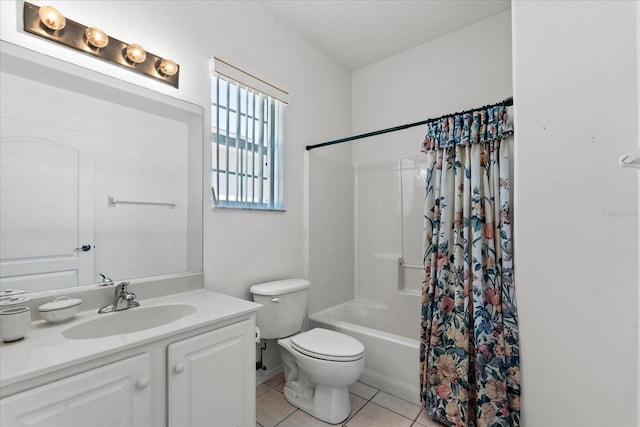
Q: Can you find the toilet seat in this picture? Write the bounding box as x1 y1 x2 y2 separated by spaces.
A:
290 328 364 362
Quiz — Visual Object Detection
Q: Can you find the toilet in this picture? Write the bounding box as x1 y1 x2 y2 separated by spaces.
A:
250 279 364 425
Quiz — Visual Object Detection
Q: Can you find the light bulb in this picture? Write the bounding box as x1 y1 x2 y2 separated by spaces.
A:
85 27 109 49
157 58 178 76
38 5 66 31
125 43 146 64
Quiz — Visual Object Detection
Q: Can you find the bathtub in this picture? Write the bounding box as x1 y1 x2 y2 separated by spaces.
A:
308 300 421 405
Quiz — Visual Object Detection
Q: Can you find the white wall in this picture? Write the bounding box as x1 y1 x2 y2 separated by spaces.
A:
350 12 512 309
512 1 639 426
1 0 352 300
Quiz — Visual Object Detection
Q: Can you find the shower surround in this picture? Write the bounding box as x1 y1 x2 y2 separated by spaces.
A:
307 152 428 404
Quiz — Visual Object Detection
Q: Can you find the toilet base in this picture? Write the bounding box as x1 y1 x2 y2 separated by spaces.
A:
282 382 350 425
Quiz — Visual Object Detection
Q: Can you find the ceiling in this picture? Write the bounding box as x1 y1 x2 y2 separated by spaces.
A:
262 0 511 70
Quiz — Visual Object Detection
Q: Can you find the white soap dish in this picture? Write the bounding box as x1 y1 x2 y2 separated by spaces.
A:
39 296 82 324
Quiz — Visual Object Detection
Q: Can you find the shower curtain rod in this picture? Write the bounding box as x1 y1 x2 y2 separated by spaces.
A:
305 96 513 151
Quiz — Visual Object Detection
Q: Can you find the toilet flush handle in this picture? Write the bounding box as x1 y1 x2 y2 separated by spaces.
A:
271 297 281 303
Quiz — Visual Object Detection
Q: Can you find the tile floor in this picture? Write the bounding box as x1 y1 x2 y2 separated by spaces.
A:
256 372 445 427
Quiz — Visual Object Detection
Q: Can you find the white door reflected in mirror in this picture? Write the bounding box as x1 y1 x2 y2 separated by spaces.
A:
1 118 95 290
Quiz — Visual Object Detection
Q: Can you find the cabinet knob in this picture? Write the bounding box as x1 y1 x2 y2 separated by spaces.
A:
174 363 185 374
137 378 149 389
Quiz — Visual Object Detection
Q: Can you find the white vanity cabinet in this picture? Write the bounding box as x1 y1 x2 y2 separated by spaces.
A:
168 318 255 427
0 289 260 427
0 353 152 427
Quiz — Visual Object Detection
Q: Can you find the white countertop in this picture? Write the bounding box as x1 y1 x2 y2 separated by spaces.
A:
0 289 261 387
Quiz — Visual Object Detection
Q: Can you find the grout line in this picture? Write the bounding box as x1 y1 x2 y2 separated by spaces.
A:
359 386 425 423
413 405 426 424
274 408 296 427
345 403 365 425
344 389 379 425
350 394 425 426
371 401 414 419
372 399 420 422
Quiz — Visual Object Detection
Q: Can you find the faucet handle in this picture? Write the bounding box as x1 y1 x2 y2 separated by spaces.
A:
98 273 113 286
117 282 137 304
116 281 130 293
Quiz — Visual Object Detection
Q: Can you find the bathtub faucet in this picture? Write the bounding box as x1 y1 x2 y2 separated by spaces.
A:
98 281 140 314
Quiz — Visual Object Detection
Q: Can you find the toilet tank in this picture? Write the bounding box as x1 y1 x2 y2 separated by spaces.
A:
249 279 310 339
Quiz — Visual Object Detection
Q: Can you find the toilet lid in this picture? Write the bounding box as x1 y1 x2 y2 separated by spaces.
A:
290 328 364 362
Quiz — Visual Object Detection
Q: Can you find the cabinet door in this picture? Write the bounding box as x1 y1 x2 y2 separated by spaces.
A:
168 319 255 427
0 353 151 427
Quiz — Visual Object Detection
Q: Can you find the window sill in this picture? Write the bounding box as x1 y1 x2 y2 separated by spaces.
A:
211 205 287 213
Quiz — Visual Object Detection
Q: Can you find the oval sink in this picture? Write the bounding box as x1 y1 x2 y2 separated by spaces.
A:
63 304 197 340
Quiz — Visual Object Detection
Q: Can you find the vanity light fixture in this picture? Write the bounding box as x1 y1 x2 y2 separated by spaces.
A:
157 58 178 76
23 2 180 88
38 5 65 31
85 26 109 49
125 43 146 64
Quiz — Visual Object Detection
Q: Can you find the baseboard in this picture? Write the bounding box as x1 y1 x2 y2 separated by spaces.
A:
256 363 283 385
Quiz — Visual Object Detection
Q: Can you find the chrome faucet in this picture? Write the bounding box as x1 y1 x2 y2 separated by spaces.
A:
98 281 140 314
98 273 113 286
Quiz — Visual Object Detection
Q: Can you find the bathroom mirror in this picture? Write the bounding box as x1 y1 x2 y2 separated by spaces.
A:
0 41 203 293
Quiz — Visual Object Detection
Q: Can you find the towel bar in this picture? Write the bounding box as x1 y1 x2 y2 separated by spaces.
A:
108 195 175 208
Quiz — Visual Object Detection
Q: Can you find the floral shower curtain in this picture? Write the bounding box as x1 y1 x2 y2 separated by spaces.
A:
419 106 520 427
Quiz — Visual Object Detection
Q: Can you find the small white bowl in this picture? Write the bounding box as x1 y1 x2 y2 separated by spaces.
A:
0 306 31 342
39 296 82 324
